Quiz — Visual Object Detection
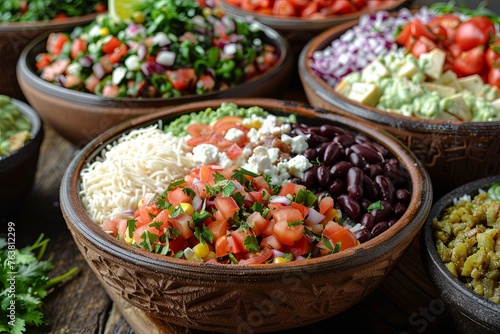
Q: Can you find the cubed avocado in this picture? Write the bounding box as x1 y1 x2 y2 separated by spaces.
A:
361 59 390 83
420 48 446 80
422 82 456 97
348 82 382 107
457 74 484 94
440 93 472 121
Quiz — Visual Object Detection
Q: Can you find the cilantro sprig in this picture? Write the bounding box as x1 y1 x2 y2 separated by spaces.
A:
0 234 78 334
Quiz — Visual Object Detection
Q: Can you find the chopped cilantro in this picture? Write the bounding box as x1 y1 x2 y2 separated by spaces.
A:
222 181 237 197
194 225 214 244
288 220 304 227
193 211 211 224
139 231 158 252
284 253 294 262
231 192 245 207
367 201 384 212
243 236 259 253
127 219 136 239
167 178 185 191
295 189 317 208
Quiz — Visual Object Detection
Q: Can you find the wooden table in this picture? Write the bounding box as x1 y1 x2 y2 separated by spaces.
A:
3 69 460 333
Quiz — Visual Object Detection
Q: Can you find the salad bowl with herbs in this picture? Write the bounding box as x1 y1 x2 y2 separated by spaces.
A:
0 0 106 100
60 97 432 332
17 0 292 146
298 4 500 197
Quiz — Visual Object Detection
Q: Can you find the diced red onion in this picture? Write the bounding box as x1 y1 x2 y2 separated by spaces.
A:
141 61 166 76
156 51 176 66
126 24 145 39
221 15 235 32
78 55 93 68
152 32 171 47
223 43 237 56
92 62 105 79
55 75 66 86
192 195 203 212
269 196 291 206
272 249 285 259
137 44 147 60
305 207 325 225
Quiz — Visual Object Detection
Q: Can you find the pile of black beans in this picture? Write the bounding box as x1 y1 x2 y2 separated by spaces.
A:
290 122 411 243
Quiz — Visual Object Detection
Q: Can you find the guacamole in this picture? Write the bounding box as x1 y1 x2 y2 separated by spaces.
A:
0 95 31 157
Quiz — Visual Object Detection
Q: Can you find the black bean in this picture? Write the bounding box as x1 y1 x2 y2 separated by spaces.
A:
338 194 361 219
371 221 390 237
355 137 389 157
360 213 375 231
316 142 330 157
388 218 398 227
317 165 331 185
393 203 407 218
365 164 384 179
328 178 346 197
370 200 392 223
303 165 319 188
395 189 411 205
375 175 395 204
320 124 346 138
350 144 384 164
333 134 355 148
354 228 371 243
303 148 317 161
363 174 379 201
309 127 323 135
323 142 344 166
360 198 372 212
330 161 352 178
349 152 368 169
347 167 364 200
383 161 403 182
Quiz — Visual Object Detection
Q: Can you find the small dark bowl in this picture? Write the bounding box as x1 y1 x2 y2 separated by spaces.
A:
0 98 44 217
0 13 98 101
422 175 500 334
60 97 432 333
17 22 292 147
298 18 500 197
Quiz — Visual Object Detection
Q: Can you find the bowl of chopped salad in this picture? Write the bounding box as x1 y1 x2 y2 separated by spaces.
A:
17 0 293 147
60 97 432 332
422 175 500 333
0 0 106 101
0 95 44 217
298 4 500 197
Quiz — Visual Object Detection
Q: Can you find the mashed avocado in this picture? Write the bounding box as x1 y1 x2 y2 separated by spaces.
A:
0 95 31 157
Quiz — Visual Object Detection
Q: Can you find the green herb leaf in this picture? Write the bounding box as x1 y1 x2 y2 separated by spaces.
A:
288 220 304 227
243 236 259 253
367 201 384 212
295 189 318 208
222 181 237 197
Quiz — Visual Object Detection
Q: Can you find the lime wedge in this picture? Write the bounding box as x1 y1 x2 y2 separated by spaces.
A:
108 0 144 23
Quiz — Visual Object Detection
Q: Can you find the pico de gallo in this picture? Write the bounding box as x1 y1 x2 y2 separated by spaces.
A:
34 0 280 98
103 165 358 264
0 0 106 22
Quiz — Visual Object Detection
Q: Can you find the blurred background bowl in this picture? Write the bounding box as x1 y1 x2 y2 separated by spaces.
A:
219 0 408 53
60 97 432 333
298 18 500 198
17 22 292 147
0 13 99 101
0 97 44 217
421 175 500 334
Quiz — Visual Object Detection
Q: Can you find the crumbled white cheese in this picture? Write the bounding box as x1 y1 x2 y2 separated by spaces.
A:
192 144 219 165
281 133 309 154
225 128 245 143
287 155 312 179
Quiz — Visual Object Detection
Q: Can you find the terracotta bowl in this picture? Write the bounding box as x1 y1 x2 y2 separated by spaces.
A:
17 23 292 147
298 19 500 198
60 98 432 333
219 0 408 54
0 13 98 101
422 175 500 334
0 98 44 217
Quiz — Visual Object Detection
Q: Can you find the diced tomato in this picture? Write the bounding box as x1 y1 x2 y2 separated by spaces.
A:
246 211 269 236
238 247 273 265
169 213 194 239
273 0 296 17
260 218 276 237
70 38 87 60
260 234 283 251
35 53 52 70
411 36 436 58
214 194 240 220
300 2 318 18
410 19 436 41
168 236 188 253
329 228 358 251
116 219 129 240
137 203 161 225
95 2 107 13
453 46 485 75
229 229 248 253
167 187 191 208
109 44 129 64
196 73 216 92
133 222 162 245
215 235 230 257
166 68 198 91
46 32 69 56
85 74 100 93
273 220 304 246
207 220 228 241
102 36 122 54
102 218 125 236
327 0 357 15
319 196 334 215
290 202 309 218
252 175 271 193
322 220 344 239
288 235 312 258
278 182 306 197
102 84 121 98
241 0 261 11
271 206 304 223
224 143 243 160
63 74 83 89
395 22 412 46
186 123 213 138
53 13 68 20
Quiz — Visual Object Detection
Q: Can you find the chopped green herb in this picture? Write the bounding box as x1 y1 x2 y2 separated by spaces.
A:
367 201 384 212
222 181 237 197
295 189 318 208
244 236 259 253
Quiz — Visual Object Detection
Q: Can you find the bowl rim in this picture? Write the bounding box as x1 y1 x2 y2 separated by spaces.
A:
0 12 100 32
422 174 500 319
297 14 500 135
17 20 291 108
0 98 44 169
219 0 409 30
60 97 432 279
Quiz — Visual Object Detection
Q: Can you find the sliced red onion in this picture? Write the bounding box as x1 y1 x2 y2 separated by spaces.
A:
192 195 203 212
126 24 145 39
78 55 93 68
295 255 307 261
156 51 176 66
269 196 291 206
305 207 325 225
141 61 166 76
92 62 105 79
272 249 285 259
55 75 66 86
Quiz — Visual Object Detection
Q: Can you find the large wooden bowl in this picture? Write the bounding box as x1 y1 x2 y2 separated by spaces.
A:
298 19 500 198
17 21 292 147
0 13 99 101
60 98 432 333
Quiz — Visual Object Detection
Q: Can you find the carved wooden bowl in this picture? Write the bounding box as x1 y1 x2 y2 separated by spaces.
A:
60 98 432 333
17 22 292 147
298 19 500 198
